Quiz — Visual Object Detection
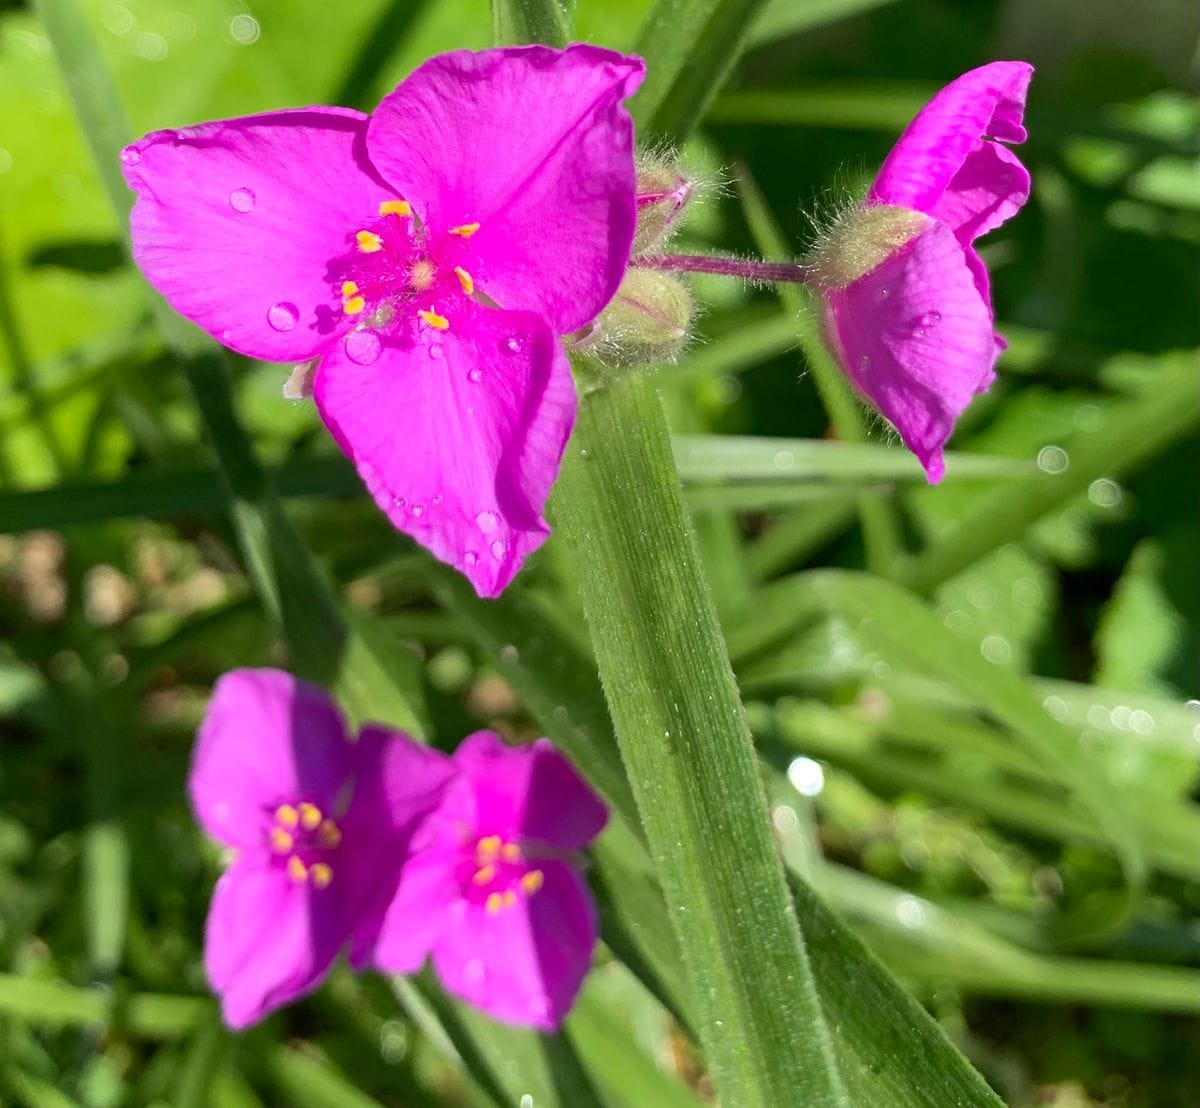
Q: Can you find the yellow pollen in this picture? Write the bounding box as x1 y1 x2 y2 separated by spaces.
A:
287 856 309 883
418 309 450 331
309 862 334 889
410 258 436 291
477 835 502 860
269 827 294 853
356 230 383 253
473 865 496 885
485 892 505 915
275 804 299 828
449 222 480 238
317 819 342 848
454 266 475 295
341 280 359 296
379 199 412 217
520 869 544 895
342 295 366 315
297 803 323 831
501 843 522 863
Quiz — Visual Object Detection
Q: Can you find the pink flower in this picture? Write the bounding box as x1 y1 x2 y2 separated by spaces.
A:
814 61 1034 482
122 46 644 596
189 669 454 1028
356 731 608 1030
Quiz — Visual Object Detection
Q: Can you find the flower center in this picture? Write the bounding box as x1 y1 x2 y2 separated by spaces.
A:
268 802 342 889
333 200 481 340
461 834 545 916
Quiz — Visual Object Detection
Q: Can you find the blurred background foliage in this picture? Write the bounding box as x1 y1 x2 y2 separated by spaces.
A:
0 0 1197 1105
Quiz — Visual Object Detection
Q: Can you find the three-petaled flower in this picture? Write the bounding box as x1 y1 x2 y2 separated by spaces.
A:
357 731 608 1031
812 61 1034 482
122 45 644 596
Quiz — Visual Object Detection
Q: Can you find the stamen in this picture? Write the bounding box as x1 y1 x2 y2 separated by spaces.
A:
449 222 480 238
473 865 496 885
317 819 342 848
379 199 412 217
297 803 323 831
343 296 366 315
269 827 294 853
454 266 475 295
485 891 505 915
520 869 544 895
501 843 521 863
287 856 309 883
309 862 334 889
477 835 502 860
341 280 359 296
418 309 450 331
356 230 383 253
275 804 299 828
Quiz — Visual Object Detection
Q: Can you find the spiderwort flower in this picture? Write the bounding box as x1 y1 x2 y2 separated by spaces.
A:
122 46 644 597
812 61 1034 482
358 731 608 1030
190 669 454 1028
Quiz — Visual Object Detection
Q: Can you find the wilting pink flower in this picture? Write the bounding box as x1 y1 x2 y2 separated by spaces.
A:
190 669 453 1028
122 46 644 596
814 61 1034 482
357 731 608 1030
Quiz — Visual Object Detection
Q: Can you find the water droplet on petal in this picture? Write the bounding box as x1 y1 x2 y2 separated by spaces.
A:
874 285 890 303
120 147 141 166
463 958 486 986
1036 445 1069 474
410 503 425 517
464 551 479 567
857 355 872 372
432 494 443 505
475 511 498 533
490 539 506 560
267 302 297 332
345 329 382 365
503 335 524 354
922 310 942 327
229 187 255 213
428 343 445 360
467 368 482 383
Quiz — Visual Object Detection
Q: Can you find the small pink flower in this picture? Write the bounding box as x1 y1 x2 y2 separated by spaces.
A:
357 731 608 1031
190 669 454 1028
815 61 1034 482
122 46 644 596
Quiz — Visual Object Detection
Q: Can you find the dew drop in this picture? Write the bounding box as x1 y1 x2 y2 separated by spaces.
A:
857 355 872 372
922 310 942 327
432 494 443 505
345 329 382 365
773 450 795 470
120 147 141 166
464 551 479 567
410 503 425 517
228 187 255 213
467 368 483 383
475 511 498 533
267 302 297 332
428 343 445 360
503 335 524 355
490 539 506 560
874 285 890 303
1036 444 1069 474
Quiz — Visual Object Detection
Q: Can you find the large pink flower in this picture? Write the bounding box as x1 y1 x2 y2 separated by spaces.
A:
815 61 1034 482
122 46 644 596
190 669 454 1028
356 731 608 1031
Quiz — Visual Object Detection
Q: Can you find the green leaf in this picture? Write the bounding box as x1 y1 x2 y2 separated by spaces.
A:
492 0 570 45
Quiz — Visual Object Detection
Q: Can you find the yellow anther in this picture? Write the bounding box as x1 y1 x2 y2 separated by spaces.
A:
275 804 299 828
520 869 544 895
297 803 322 831
342 296 366 315
485 892 505 915
269 827 294 853
449 222 480 238
501 843 522 863
309 862 334 889
379 199 412 217
503 890 516 907
473 865 496 886
287 856 309 883
418 309 450 331
356 230 383 253
454 266 474 295
317 819 342 848
341 280 359 296
477 835 502 860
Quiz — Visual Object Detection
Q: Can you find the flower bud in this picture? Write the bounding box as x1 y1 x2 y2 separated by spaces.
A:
282 358 318 400
809 203 930 291
632 153 695 254
584 268 695 370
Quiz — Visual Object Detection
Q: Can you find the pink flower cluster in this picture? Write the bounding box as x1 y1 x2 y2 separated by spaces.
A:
192 669 607 1031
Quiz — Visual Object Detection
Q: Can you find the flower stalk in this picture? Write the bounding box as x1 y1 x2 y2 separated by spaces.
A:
636 251 811 284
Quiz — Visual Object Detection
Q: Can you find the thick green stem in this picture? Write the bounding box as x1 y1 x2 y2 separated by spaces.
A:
553 371 846 1108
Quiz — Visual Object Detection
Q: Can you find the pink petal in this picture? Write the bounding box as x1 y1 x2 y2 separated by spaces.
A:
190 669 351 848
821 222 999 483
359 851 457 974
869 61 1033 240
454 733 607 851
366 45 643 335
432 860 598 1030
123 108 392 362
204 856 344 1029
314 304 576 597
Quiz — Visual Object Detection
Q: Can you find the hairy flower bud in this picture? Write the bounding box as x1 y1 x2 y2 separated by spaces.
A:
584 268 694 370
632 153 695 254
808 204 930 291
